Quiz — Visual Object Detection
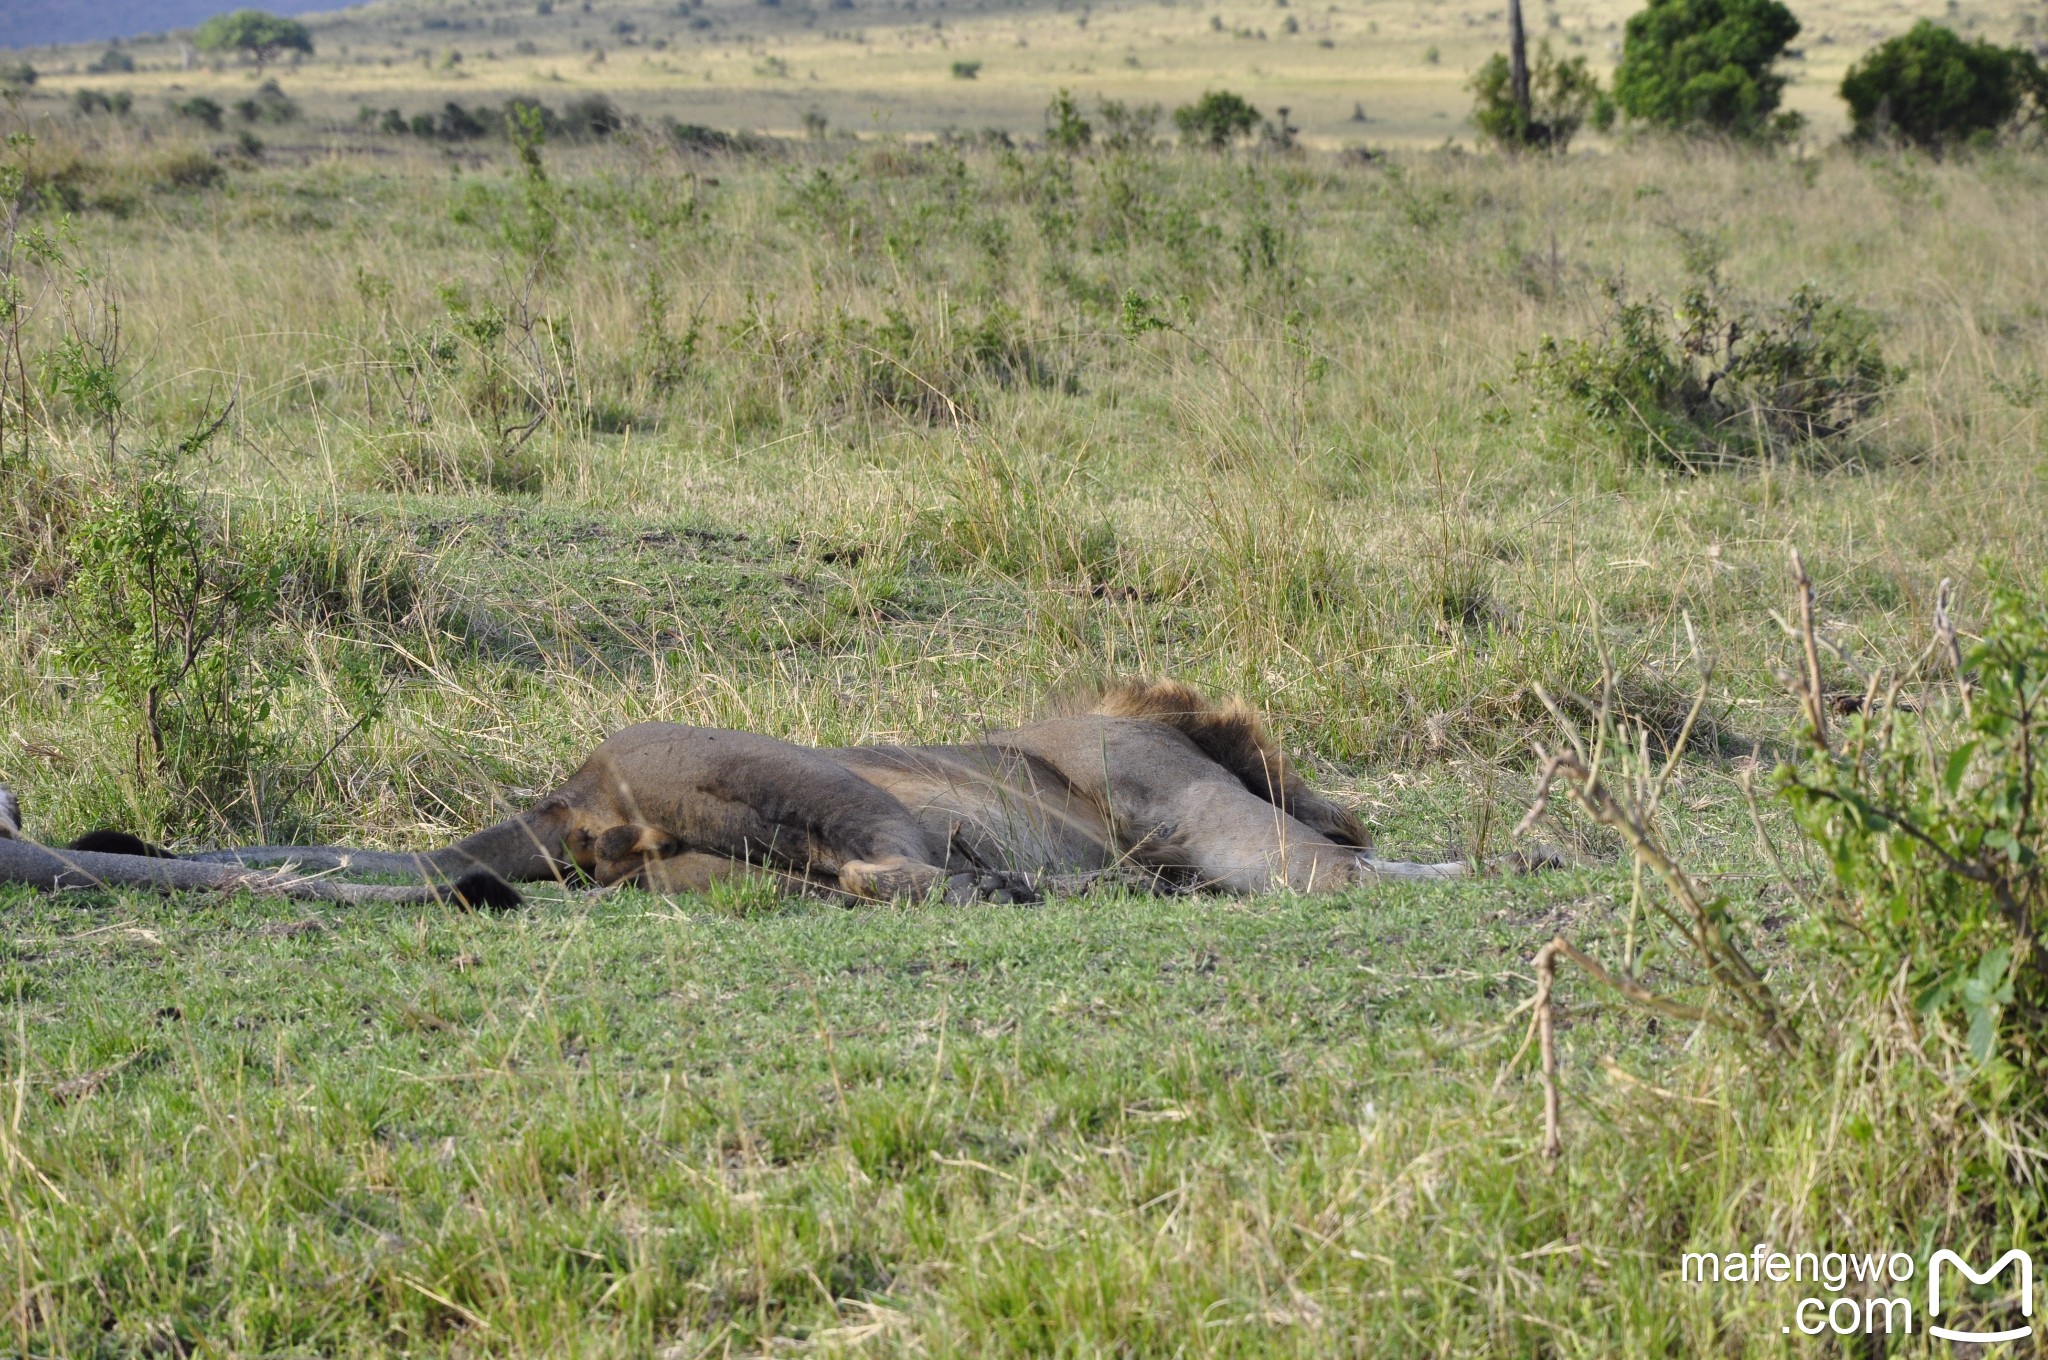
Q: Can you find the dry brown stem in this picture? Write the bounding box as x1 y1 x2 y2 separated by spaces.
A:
1533 938 1562 1162
1790 548 1829 749
1508 932 1718 1161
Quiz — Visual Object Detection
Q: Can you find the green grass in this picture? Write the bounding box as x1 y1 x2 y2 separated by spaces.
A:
3 98 2046 1354
7 867 1826 1356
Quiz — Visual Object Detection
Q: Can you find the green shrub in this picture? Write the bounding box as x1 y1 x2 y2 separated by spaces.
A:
0 62 36 89
1840 21 2048 151
72 89 134 117
666 118 759 153
86 48 136 75
62 460 289 817
1045 89 1091 154
232 79 299 124
1470 40 1613 151
1174 90 1260 149
1612 0 1803 139
1520 277 1898 466
422 101 489 140
1780 575 2048 1124
173 96 224 130
153 149 225 191
1096 97 1162 153
950 59 982 79
559 93 623 139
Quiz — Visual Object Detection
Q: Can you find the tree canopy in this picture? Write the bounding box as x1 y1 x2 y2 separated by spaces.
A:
193 10 314 67
1611 0 1801 138
1841 21 2048 150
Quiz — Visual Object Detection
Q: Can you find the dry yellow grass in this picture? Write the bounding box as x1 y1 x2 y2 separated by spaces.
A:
11 0 2044 145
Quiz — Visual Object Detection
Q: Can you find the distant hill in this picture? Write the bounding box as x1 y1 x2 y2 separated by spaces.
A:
1 0 337 52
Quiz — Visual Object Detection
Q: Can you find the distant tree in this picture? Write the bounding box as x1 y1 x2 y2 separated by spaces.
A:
1174 90 1260 149
1840 21 2048 150
1472 39 1612 150
193 10 314 70
87 47 137 74
1612 0 1802 139
0 62 36 89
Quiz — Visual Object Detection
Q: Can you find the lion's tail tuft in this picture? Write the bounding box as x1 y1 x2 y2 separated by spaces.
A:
449 871 525 912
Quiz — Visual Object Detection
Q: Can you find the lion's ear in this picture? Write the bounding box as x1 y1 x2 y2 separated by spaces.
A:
0 787 17 840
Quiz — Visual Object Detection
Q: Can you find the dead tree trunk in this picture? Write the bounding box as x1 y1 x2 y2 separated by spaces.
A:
1508 0 1532 129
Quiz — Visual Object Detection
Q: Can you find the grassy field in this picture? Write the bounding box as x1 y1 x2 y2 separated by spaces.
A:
2 79 2047 1354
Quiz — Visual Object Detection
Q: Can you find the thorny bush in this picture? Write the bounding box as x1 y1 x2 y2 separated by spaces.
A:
1780 574 2048 1122
1520 274 1900 467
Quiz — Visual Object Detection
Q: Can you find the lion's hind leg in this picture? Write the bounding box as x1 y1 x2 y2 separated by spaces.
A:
582 825 826 899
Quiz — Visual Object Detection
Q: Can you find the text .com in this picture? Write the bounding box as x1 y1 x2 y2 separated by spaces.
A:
1681 1244 2035 1341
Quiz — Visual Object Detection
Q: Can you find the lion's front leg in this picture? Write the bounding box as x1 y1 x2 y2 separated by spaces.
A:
838 858 1040 905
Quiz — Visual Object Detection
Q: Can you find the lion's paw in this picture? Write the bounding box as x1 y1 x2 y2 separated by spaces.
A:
943 869 1042 906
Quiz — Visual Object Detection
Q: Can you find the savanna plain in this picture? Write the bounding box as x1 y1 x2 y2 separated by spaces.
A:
1 27 2047 1354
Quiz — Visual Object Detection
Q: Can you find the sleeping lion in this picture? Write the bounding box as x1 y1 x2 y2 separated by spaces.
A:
1 679 1537 906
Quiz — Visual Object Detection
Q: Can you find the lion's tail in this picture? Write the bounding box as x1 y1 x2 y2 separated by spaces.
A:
1078 679 1370 848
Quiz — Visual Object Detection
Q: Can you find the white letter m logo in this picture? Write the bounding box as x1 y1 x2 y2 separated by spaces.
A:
1929 1249 2034 1344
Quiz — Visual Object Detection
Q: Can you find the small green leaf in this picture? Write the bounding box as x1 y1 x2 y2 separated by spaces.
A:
1969 1005 1999 1065
1942 740 1978 797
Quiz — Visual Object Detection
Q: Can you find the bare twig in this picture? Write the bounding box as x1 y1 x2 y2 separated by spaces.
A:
1548 934 1713 1025
1522 743 1792 1051
1789 548 1829 750
1934 577 1973 722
